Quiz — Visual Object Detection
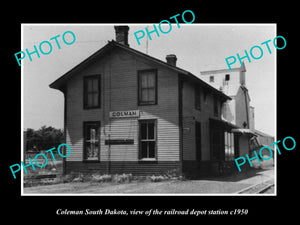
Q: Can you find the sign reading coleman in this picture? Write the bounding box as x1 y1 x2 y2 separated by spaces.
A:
109 110 140 119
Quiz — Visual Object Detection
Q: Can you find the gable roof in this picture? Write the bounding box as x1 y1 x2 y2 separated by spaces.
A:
49 40 231 101
254 129 274 138
200 62 246 75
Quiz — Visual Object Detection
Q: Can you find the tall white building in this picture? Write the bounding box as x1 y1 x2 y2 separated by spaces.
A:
201 63 274 161
200 63 255 131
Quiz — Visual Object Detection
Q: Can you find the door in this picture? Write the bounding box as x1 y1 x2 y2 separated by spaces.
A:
83 121 100 161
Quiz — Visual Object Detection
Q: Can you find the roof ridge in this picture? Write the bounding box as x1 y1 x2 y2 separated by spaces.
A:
49 40 231 101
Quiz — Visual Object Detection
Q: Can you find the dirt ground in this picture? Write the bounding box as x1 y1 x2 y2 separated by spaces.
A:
23 167 275 195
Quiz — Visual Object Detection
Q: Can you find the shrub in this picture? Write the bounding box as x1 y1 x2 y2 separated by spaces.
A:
165 168 181 178
149 169 184 182
91 174 112 182
112 173 133 183
150 175 168 182
71 173 84 182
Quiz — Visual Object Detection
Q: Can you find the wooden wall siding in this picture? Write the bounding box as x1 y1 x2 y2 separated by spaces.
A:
65 48 180 163
181 80 223 161
65 161 180 176
182 117 194 160
101 119 138 161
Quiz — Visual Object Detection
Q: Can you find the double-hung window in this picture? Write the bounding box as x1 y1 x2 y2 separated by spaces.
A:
138 69 157 105
139 120 156 160
84 75 101 109
83 122 100 161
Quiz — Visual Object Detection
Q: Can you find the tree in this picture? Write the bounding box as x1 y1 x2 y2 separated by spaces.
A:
25 126 64 152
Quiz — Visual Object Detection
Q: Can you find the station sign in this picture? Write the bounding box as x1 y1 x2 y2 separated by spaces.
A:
109 110 140 119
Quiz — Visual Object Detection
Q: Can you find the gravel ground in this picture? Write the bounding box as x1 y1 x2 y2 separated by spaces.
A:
238 179 274 194
23 179 250 194
23 167 274 195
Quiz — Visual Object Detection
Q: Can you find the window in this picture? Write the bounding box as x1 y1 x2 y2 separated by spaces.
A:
138 69 157 105
234 135 240 158
83 122 100 161
84 75 101 109
195 85 201 110
139 120 156 160
213 95 218 116
209 76 214 82
225 74 230 81
224 132 235 161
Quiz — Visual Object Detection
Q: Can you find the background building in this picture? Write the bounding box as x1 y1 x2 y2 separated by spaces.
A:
201 63 274 165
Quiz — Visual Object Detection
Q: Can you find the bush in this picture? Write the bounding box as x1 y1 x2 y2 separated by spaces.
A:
90 173 133 183
150 175 166 182
91 174 112 182
148 169 185 182
71 173 85 182
36 170 184 186
165 168 181 178
112 173 133 183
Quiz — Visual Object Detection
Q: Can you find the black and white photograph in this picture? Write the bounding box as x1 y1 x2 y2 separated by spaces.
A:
5 6 298 221
21 24 276 195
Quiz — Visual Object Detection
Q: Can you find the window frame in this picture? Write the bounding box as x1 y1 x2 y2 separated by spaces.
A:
83 121 100 162
138 119 157 161
137 69 158 106
224 131 235 161
83 74 101 109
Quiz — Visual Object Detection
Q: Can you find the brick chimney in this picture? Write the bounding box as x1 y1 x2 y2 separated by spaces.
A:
166 54 177 66
114 26 129 46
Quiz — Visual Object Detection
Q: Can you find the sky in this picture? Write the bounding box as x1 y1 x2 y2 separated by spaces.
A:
22 24 276 136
